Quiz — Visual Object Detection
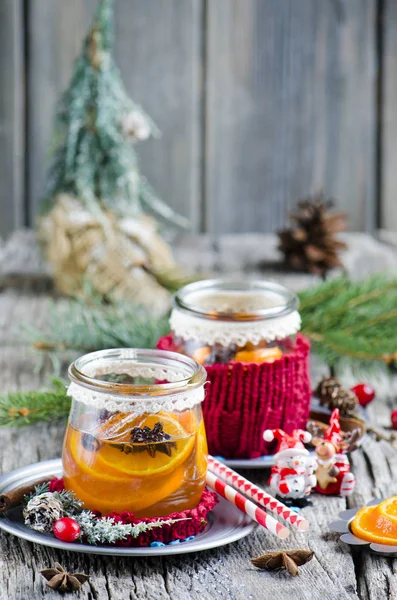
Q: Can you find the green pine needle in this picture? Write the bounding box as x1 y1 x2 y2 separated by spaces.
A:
23 296 170 357
24 482 51 504
0 378 70 427
299 274 397 369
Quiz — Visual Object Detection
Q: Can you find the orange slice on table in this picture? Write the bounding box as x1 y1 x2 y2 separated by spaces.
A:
377 496 397 522
351 499 397 545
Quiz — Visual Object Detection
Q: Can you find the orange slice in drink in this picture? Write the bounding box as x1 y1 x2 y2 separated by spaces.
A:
192 346 211 365
99 414 195 478
64 467 187 515
65 427 126 480
234 346 283 364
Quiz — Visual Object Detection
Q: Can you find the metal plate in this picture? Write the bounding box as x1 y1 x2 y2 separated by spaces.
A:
0 459 257 556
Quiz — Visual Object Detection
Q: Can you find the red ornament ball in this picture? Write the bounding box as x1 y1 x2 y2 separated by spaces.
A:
351 383 376 407
391 410 397 430
53 517 81 542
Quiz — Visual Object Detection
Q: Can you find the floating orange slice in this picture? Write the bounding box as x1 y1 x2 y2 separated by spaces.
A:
351 498 397 545
64 468 187 515
98 414 195 478
192 346 211 365
234 346 283 364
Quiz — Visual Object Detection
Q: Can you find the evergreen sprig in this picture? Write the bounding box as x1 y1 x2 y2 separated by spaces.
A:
23 296 169 365
0 378 70 427
299 274 397 368
74 511 188 546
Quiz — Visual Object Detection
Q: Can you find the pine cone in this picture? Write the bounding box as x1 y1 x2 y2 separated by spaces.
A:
278 194 348 276
315 376 358 416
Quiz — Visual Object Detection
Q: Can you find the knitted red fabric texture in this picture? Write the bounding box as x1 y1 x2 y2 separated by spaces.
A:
49 478 218 547
157 333 311 459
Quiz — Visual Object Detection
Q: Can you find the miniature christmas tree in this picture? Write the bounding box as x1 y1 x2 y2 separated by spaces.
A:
38 0 189 312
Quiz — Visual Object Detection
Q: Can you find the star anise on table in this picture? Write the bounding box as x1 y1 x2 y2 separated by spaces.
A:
40 562 89 592
251 550 314 577
114 422 177 458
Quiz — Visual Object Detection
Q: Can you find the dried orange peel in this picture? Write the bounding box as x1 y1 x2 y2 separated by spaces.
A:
351 497 397 545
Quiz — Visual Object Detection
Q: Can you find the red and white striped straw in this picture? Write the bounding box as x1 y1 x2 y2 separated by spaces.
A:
208 455 309 532
205 470 290 539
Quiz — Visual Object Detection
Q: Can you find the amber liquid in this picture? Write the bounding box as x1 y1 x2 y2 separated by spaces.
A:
62 411 208 517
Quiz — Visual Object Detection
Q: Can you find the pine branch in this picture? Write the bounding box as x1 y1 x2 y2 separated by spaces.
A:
0 378 70 427
23 296 169 356
299 275 397 368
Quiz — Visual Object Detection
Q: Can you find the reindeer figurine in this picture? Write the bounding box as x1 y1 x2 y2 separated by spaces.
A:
312 408 358 496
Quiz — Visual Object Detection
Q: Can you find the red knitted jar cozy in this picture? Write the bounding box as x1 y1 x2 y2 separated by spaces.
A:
49 479 218 547
157 333 311 459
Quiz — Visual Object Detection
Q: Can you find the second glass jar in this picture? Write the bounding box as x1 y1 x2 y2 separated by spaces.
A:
170 280 301 365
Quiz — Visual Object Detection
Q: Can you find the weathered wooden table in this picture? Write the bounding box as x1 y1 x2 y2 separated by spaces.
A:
1 231 397 600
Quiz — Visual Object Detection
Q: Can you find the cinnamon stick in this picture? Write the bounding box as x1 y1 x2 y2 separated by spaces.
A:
0 477 52 513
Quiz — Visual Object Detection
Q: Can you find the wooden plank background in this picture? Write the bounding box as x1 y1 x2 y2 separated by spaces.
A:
0 0 25 238
0 0 392 238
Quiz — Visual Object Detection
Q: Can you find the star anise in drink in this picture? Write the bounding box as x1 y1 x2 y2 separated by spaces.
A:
115 422 177 458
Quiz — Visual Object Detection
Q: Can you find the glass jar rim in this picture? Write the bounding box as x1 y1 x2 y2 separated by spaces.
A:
172 279 299 321
69 348 207 398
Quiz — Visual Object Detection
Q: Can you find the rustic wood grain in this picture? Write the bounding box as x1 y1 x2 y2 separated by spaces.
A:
0 0 25 238
381 0 397 232
1 232 397 598
27 0 202 230
205 0 377 234
113 0 202 231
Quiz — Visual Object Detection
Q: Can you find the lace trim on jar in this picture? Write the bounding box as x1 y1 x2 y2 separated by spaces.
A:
170 309 301 346
67 382 205 414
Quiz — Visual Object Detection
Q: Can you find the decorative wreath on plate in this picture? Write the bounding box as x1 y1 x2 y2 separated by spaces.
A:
21 478 218 548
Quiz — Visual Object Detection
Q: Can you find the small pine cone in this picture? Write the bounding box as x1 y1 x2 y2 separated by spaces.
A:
23 493 63 533
330 389 358 414
277 194 348 276
315 376 341 400
315 376 358 415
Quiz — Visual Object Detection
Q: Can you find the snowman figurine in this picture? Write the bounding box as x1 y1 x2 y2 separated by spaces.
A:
263 428 316 507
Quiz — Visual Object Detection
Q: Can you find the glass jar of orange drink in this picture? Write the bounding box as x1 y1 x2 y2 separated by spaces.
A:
171 280 300 365
63 349 208 517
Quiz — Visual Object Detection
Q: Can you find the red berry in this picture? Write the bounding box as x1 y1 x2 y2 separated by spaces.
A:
351 383 376 407
53 517 81 542
392 410 397 430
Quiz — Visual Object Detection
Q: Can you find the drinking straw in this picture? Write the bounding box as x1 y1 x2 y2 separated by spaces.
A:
208 455 309 532
205 470 290 539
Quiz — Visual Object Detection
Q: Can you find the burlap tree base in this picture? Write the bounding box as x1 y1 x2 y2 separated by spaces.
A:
39 194 178 314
